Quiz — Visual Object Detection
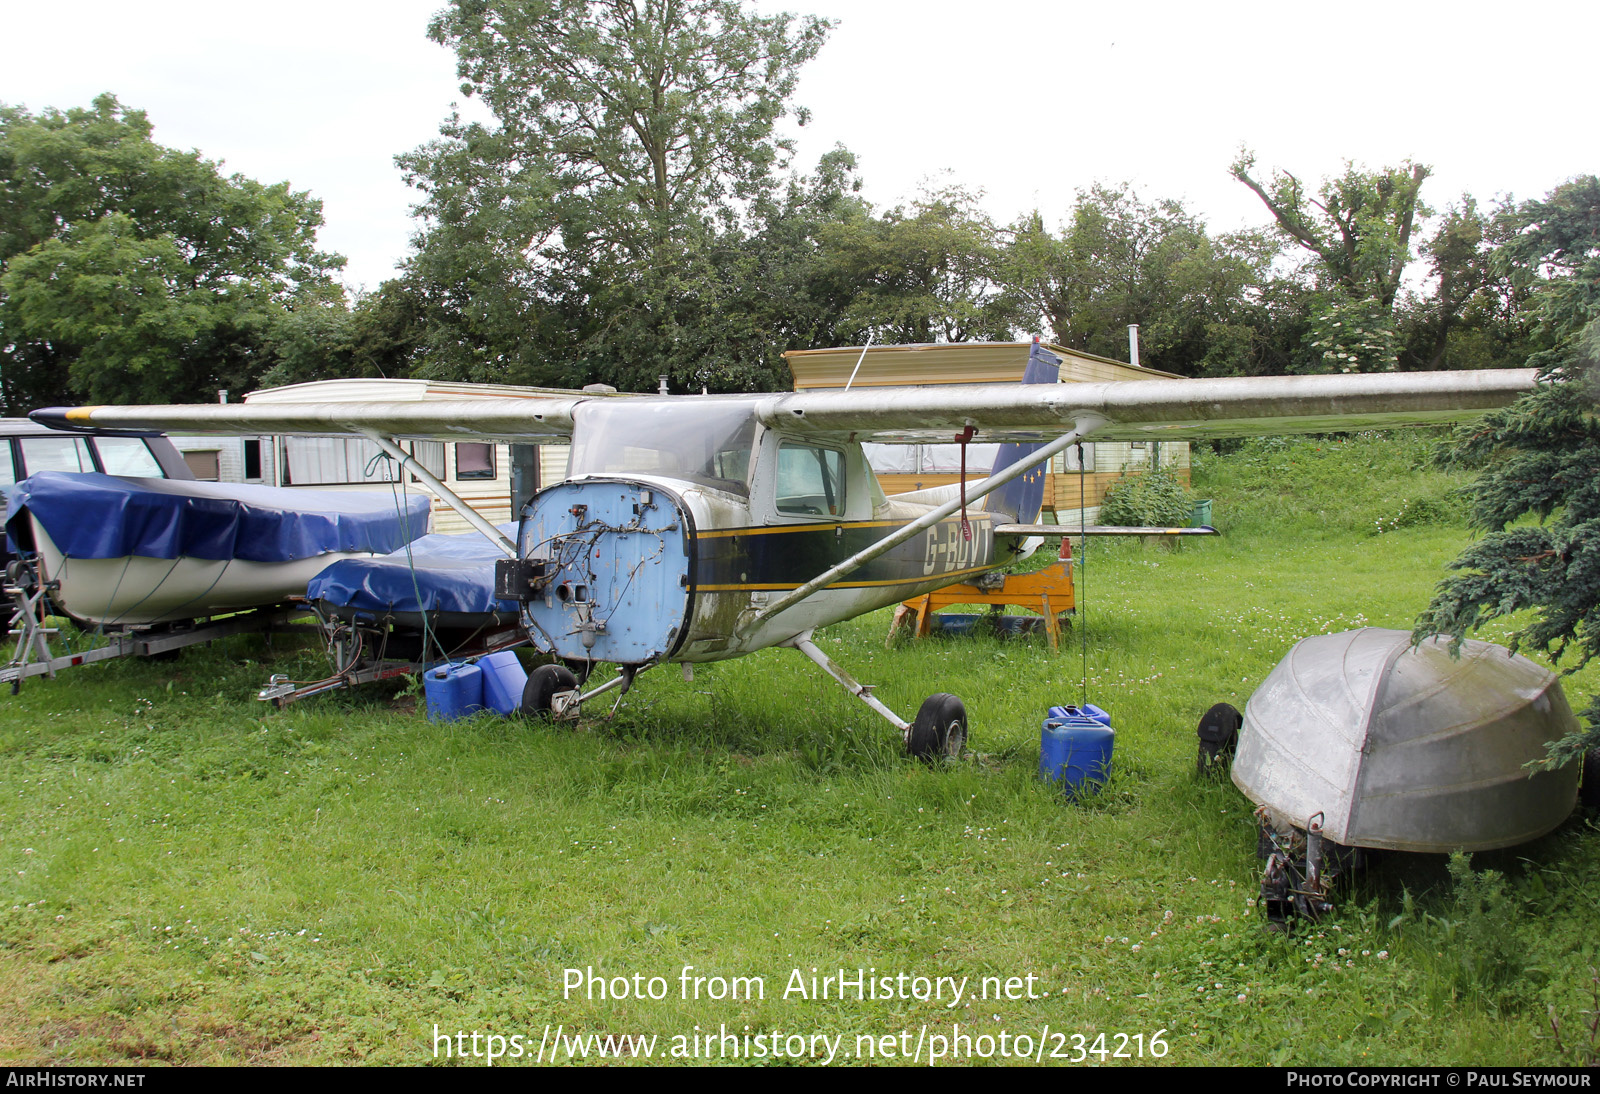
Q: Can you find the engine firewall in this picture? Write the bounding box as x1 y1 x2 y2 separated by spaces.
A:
518 480 692 666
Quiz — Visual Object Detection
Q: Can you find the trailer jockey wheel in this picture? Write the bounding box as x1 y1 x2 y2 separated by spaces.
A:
1196 702 1242 776
907 693 967 763
5 559 35 594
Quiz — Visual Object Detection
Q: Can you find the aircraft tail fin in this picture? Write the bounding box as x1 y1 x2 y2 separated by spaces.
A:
982 340 1061 524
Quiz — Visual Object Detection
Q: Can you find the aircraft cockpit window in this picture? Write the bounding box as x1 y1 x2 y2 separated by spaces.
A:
569 401 756 496
775 443 846 517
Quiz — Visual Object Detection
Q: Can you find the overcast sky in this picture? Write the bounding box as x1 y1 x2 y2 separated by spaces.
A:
3 0 1595 291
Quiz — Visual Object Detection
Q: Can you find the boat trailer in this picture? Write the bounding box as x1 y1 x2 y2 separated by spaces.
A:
1 558 310 693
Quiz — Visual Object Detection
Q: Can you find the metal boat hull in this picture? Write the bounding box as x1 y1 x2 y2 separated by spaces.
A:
1233 628 1581 853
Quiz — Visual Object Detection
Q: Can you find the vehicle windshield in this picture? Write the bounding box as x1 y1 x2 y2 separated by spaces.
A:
568 400 757 496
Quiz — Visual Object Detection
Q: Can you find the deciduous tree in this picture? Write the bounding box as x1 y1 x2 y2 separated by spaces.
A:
1004 185 1279 375
398 0 831 390
817 184 1016 345
0 94 343 409
1232 152 1430 373
1395 196 1540 373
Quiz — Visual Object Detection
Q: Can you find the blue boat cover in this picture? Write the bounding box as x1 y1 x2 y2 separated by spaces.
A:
306 523 518 618
5 472 431 562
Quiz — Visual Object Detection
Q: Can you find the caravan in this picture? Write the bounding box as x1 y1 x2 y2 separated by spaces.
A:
171 378 595 533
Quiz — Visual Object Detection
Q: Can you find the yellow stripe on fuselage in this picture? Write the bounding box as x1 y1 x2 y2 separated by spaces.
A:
697 562 997 592
696 514 994 540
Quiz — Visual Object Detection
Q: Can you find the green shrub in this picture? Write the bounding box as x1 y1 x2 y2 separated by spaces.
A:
1098 464 1195 527
1371 492 1468 535
1398 852 1540 1014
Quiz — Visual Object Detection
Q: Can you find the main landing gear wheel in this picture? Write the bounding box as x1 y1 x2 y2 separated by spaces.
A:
907 693 967 762
522 664 578 718
1196 702 1242 777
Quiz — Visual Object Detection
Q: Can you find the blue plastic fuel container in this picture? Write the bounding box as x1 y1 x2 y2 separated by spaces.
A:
425 661 485 722
478 650 529 716
1040 704 1114 796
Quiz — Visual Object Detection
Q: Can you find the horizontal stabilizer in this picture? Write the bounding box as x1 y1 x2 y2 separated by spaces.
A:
992 524 1219 537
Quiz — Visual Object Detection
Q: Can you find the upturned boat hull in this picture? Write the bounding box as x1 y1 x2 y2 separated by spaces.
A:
1232 628 1581 853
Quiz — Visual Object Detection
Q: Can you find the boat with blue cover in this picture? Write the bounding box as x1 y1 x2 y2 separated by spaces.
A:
304 522 519 631
4 472 431 627
251 525 526 707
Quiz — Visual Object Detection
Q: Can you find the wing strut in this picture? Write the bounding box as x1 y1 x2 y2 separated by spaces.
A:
742 416 1106 632
358 430 519 557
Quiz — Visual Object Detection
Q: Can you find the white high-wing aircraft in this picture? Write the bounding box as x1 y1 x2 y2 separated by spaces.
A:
34 361 1537 758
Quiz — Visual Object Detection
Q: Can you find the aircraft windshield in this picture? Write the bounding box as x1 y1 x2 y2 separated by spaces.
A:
568 400 757 496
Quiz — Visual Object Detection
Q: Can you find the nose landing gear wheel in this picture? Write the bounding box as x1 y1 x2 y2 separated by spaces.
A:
522 664 579 718
907 692 967 762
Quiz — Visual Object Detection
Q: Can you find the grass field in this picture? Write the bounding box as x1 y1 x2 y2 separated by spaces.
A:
1 432 1597 1066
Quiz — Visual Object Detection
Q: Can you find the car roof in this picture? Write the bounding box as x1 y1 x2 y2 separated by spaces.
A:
0 417 165 439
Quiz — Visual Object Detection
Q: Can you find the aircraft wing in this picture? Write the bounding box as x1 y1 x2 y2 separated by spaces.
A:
32 397 585 442
753 368 1541 443
32 368 1537 445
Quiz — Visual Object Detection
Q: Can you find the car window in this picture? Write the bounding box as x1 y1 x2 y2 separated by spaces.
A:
19 436 95 475
93 437 167 477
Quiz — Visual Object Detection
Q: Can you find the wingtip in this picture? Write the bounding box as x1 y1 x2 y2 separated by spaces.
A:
29 407 101 431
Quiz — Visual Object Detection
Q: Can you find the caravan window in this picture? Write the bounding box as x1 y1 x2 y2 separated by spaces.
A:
181 450 221 481
861 442 1000 475
281 436 400 485
409 441 446 481
456 443 496 480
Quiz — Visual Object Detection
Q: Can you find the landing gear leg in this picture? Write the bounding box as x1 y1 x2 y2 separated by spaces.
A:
783 630 968 760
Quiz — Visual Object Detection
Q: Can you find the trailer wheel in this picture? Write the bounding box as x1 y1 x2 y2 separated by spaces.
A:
1581 748 1600 810
1197 702 1242 776
907 693 967 762
522 664 578 718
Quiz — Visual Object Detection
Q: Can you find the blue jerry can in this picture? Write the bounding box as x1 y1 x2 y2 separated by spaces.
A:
425 661 485 722
1040 704 1114 796
478 650 529 716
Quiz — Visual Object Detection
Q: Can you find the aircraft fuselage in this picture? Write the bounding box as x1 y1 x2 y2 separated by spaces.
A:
517 473 1020 667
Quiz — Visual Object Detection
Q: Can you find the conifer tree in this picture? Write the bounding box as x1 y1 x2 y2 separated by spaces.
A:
1415 176 1600 766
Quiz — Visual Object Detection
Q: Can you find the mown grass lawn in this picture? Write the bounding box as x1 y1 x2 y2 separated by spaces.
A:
1 432 1596 1066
